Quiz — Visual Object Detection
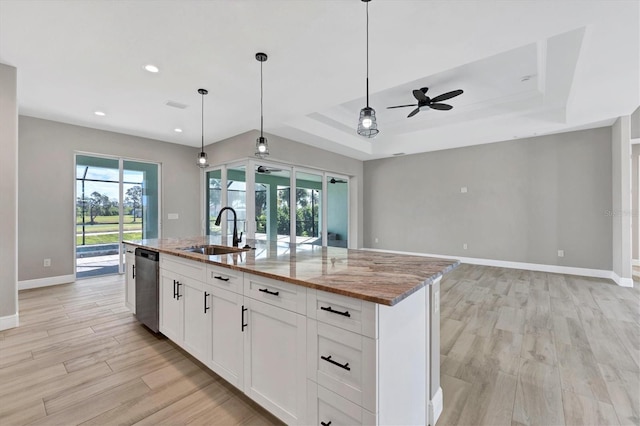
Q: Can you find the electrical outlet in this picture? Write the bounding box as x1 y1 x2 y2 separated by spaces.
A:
558 250 564 257
460 187 468 193
374 237 379 244
44 258 51 267
168 213 179 220
463 243 468 250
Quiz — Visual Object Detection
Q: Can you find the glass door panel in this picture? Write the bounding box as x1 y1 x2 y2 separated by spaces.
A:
255 164 291 242
227 166 247 239
75 155 121 278
207 169 223 236
327 175 348 247
123 160 159 240
295 171 322 244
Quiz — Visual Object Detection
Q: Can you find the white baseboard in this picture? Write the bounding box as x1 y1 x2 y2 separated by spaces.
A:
612 273 634 288
0 313 19 331
362 248 631 286
18 274 75 290
429 386 443 426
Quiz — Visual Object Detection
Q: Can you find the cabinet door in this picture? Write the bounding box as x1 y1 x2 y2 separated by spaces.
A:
124 245 136 313
208 286 244 389
182 280 210 364
159 269 183 343
243 297 307 425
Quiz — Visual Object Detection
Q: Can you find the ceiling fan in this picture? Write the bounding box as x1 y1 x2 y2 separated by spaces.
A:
387 87 463 118
256 165 283 174
329 178 347 184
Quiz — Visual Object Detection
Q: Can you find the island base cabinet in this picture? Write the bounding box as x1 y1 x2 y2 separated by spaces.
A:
208 286 244 390
243 297 307 425
124 244 136 313
307 381 376 426
182 282 210 364
159 269 183 344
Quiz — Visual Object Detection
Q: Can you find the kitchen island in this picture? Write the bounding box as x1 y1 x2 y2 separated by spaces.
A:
123 236 459 425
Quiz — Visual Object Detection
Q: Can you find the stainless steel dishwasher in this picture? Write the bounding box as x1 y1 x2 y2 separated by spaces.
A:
134 248 159 333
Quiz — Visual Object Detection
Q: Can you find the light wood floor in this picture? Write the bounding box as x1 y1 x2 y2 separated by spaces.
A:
0 266 638 426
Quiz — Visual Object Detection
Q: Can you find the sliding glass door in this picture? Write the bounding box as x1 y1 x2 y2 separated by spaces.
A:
75 154 159 278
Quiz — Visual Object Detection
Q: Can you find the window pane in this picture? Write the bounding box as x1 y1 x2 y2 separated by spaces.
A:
296 171 322 244
327 176 348 247
207 169 222 236
255 165 290 243
227 166 246 237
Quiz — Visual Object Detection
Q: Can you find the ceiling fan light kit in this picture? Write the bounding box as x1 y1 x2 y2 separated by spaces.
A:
357 0 379 138
196 88 210 168
255 52 270 158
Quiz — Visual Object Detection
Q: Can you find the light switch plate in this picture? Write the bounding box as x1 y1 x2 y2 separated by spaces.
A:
168 213 179 220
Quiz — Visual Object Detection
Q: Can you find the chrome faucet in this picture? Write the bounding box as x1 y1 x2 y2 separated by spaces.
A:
215 207 242 247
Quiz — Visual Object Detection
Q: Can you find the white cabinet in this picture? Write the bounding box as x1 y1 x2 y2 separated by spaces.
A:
208 286 244 389
307 380 376 426
124 244 136 313
182 280 211 364
159 268 183 343
243 295 307 425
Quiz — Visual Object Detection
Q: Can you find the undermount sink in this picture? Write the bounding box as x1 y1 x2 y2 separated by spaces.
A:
179 244 248 255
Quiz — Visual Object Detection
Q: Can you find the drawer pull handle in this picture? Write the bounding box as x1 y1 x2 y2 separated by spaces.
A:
321 355 350 371
214 275 230 282
173 279 177 299
259 288 280 296
321 422 332 426
320 306 351 317
204 292 210 313
132 264 135 279
241 305 248 332
176 281 182 300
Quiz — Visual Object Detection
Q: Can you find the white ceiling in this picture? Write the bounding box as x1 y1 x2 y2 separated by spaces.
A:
1 0 638 161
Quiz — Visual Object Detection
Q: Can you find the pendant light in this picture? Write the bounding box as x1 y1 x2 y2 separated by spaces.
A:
357 0 379 138
255 52 269 158
196 88 210 168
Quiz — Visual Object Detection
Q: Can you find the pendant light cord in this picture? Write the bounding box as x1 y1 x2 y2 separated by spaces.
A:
201 92 205 151
260 60 264 138
366 0 370 108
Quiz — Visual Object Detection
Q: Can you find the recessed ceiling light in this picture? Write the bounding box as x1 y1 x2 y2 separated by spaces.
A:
144 64 159 73
174 128 183 133
94 111 106 117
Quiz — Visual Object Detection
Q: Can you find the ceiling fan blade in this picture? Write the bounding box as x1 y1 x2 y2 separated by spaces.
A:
428 103 453 110
407 107 421 118
420 87 429 94
412 89 428 102
387 104 417 109
430 89 463 103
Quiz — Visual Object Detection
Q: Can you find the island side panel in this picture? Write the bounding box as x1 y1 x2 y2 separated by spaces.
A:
427 277 442 425
378 285 427 425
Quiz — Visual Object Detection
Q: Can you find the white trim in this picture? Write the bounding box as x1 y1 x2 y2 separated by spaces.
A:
429 386 443 426
633 259 640 266
19 274 75 290
612 273 634 288
631 137 640 145
362 248 630 285
0 313 19 331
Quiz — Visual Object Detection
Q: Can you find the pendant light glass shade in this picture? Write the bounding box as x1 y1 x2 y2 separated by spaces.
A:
196 88 209 168
255 52 269 158
255 136 269 158
358 106 379 137
357 0 379 138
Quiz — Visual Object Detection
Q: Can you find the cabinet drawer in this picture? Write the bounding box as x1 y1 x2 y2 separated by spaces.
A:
244 273 306 315
160 255 206 282
308 320 377 413
307 290 377 338
207 264 243 293
307 381 376 426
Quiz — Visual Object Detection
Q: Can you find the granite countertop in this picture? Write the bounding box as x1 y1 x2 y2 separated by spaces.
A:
123 236 459 306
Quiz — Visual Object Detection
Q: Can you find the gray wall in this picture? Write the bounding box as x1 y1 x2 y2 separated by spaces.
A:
204 130 364 247
364 127 613 270
18 116 201 282
0 64 18 321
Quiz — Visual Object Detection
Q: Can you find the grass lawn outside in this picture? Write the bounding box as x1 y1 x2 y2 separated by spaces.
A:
77 231 142 245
